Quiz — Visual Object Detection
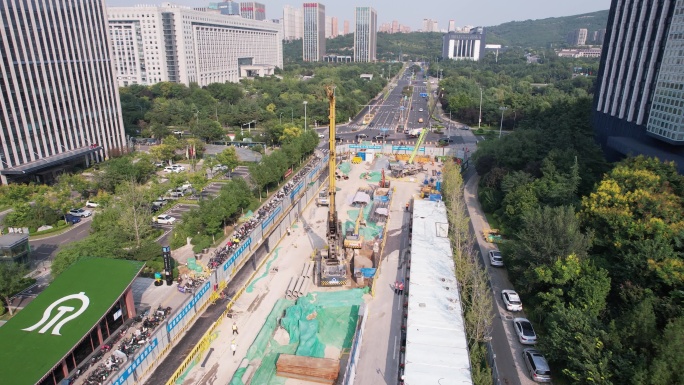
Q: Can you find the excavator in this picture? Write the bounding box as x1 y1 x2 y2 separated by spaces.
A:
343 211 364 249
318 85 347 287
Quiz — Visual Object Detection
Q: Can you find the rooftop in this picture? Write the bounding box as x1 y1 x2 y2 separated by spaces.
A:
0 146 101 176
0 258 144 385
404 199 472 385
0 232 29 247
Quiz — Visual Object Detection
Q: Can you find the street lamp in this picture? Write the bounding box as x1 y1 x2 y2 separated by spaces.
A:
303 101 308 132
279 112 283 125
499 106 508 139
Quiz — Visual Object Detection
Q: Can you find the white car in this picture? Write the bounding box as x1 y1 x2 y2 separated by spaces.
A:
419 108 424 112
85 200 99 208
68 208 92 217
163 166 178 173
318 133 325 138
489 250 504 267
155 214 176 225
502 289 523 312
172 165 186 171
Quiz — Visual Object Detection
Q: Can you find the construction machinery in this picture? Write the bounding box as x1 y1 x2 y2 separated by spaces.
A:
391 128 427 178
378 168 391 188
319 85 348 287
343 210 364 249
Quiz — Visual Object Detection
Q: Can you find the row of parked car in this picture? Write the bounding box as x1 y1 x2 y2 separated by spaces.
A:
488 249 552 383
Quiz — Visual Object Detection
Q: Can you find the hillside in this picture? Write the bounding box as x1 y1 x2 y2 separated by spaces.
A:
486 10 610 48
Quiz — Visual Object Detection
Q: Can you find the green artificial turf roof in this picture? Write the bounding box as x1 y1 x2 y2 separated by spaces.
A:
0 258 144 385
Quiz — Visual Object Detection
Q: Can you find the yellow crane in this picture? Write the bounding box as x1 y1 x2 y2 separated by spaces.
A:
408 128 428 164
319 85 347 286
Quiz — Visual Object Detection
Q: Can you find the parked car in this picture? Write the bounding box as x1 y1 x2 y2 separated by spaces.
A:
489 250 504 267
163 166 179 173
155 214 176 225
168 191 184 199
85 200 99 208
513 318 538 345
68 208 92 218
501 289 523 312
522 349 552 382
373 134 389 141
63 214 81 224
335 136 342 142
171 164 185 171
318 133 325 138
154 161 165 167
152 198 167 207
460 125 470 130
438 137 455 146
150 205 161 213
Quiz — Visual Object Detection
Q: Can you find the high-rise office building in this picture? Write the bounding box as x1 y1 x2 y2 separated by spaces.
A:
302 3 325 61
283 5 304 40
0 0 126 185
240 1 266 20
326 16 333 38
344 20 350 35
593 0 684 172
108 4 282 87
392 20 400 33
354 7 377 62
422 18 438 32
216 0 240 15
331 17 339 38
442 27 485 61
448 20 456 31
567 28 588 45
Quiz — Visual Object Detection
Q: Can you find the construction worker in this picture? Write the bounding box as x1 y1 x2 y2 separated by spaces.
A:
232 322 239 335
398 280 405 295
405 202 409 211
231 340 237 356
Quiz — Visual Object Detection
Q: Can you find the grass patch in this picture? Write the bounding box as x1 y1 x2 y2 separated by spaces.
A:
484 212 503 232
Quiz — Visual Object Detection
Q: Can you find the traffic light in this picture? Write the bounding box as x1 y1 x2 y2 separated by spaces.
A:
162 246 173 286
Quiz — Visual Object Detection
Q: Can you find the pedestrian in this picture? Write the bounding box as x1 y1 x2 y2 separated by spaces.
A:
231 340 237 356
232 322 239 335
287 227 291 236
399 280 405 296
394 280 400 294
405 203 409 211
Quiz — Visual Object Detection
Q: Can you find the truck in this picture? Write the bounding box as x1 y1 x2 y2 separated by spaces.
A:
407 128 422 138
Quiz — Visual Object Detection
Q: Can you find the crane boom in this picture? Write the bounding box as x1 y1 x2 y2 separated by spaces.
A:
408 128 428 164
325 85 341 262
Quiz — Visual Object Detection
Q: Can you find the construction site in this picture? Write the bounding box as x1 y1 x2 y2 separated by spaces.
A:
170 86 448 385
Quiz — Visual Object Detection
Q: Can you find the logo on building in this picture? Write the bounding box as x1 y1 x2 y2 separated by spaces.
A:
23 292 90 335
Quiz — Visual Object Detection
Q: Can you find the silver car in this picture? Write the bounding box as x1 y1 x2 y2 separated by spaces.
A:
514 318 538 345
489 250 504 267
522 348 552 382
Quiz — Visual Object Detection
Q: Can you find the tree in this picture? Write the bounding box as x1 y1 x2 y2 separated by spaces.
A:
540 304 613 385
580 156 684 291
0 263 29 315
216 147 239 171
149 144 176 164
193 118 225 142
115 181 153 248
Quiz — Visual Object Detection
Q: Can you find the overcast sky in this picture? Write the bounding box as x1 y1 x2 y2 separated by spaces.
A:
106 1 612 31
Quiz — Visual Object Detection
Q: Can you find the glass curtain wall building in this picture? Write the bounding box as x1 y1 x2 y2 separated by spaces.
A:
0 0 126 185
302 3 325 62
593 0 684 171
354 7 377 62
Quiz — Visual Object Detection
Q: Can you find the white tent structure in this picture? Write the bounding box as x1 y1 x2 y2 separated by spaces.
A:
403 199 472 385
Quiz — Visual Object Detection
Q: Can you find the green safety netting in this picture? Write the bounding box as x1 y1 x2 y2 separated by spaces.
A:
338 162 351 175
229 290 366 385
345 206 384 239
186 258 204 273
359 171 382 182
238 210 254 222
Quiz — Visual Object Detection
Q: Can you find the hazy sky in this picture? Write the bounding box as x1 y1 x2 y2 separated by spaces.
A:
106 0 612 31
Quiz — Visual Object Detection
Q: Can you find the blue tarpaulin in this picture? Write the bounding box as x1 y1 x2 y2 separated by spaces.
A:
360 268 377 278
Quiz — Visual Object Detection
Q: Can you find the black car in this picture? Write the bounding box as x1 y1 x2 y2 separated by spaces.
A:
335 136 342 142
438 137 456 146
373 134 389 141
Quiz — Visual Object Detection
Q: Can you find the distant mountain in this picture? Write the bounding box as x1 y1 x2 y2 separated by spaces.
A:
486 10 610 48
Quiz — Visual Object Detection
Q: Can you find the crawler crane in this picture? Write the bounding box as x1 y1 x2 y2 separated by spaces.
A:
318 85 348 287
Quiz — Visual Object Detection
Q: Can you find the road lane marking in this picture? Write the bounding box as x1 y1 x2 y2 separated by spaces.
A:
393 336 397 360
